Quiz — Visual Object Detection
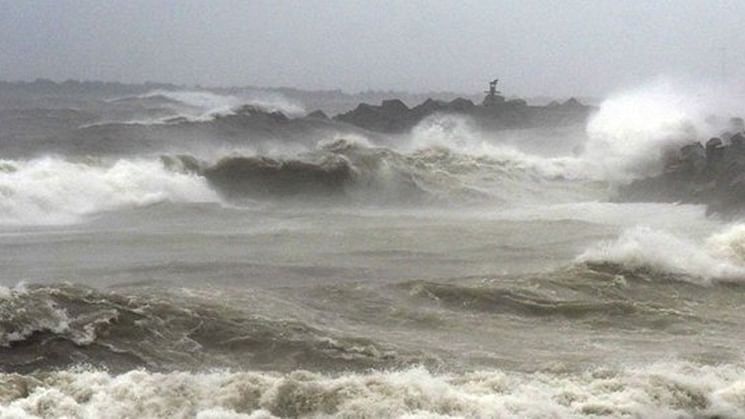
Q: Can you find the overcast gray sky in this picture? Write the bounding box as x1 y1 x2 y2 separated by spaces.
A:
1 0 743 97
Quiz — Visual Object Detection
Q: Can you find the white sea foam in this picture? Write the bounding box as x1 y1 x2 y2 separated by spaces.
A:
407 114 591 181
577 223 745 283
0 157 220 226
1 362 745 418
406 80 745 185
99 90 306 127
143 90 306 119
583 78 745 181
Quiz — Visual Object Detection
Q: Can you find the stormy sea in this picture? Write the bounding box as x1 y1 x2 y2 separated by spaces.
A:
2 83 745 419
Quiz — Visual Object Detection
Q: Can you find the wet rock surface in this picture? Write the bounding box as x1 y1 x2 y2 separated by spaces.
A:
617 128 745 217
335 97 592 133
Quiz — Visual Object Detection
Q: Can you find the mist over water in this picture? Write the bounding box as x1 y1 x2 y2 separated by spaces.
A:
2 80 745 418
582 80 745 180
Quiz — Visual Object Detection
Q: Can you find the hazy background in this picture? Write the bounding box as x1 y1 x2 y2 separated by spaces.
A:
1 0 743 97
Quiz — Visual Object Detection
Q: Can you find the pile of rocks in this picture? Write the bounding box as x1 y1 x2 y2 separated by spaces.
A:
331 97 590 134
618 119 745 216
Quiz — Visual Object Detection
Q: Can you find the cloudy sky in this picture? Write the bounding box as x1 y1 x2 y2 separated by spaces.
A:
1 0 743 97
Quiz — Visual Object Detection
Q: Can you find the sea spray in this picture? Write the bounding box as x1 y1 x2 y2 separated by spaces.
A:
137 90 306 119
583 78 745 181
577 223 745 283
0 157 219 225
406 113 591 181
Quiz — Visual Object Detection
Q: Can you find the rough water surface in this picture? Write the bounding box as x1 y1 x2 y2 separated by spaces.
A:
2 88 745 418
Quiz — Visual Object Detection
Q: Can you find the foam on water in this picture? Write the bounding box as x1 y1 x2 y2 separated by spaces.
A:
0 144 603 226
0 157 219 225
583 78 745 181
407 114 590 181
2 362 745 418
577 223 745 283
403 80 745 185
141 90 306 119
99 90 306 127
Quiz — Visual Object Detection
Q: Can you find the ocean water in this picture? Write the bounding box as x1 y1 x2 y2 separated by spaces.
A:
1 88 745 418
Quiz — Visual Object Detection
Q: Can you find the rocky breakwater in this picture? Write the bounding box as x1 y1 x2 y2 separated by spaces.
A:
333 96 593 134
617 121 745 216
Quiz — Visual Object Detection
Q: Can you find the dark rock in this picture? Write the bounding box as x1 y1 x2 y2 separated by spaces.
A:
507 98 528 107
380 99 409 115
707 137 723 148
412 98 446 115
730 132 745 151
617 129 745 217
678 142 707 177
561 98 584 108
335 99 416 133
333 88 593 134
447 98 475 112
729 132 745 147
705 137 725 173
335 103 395 132
482 94 505 107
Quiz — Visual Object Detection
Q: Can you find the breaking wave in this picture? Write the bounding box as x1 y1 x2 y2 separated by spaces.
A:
407 114 590 181
143 90 306 116
97 90 306 126
83 83 745 188
2 361 745 418
0 136 607 226
0 157 219 225
199 141 490 205
576 224 745 284
394 79 745 186
194 139 604 206
582 79 745 181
